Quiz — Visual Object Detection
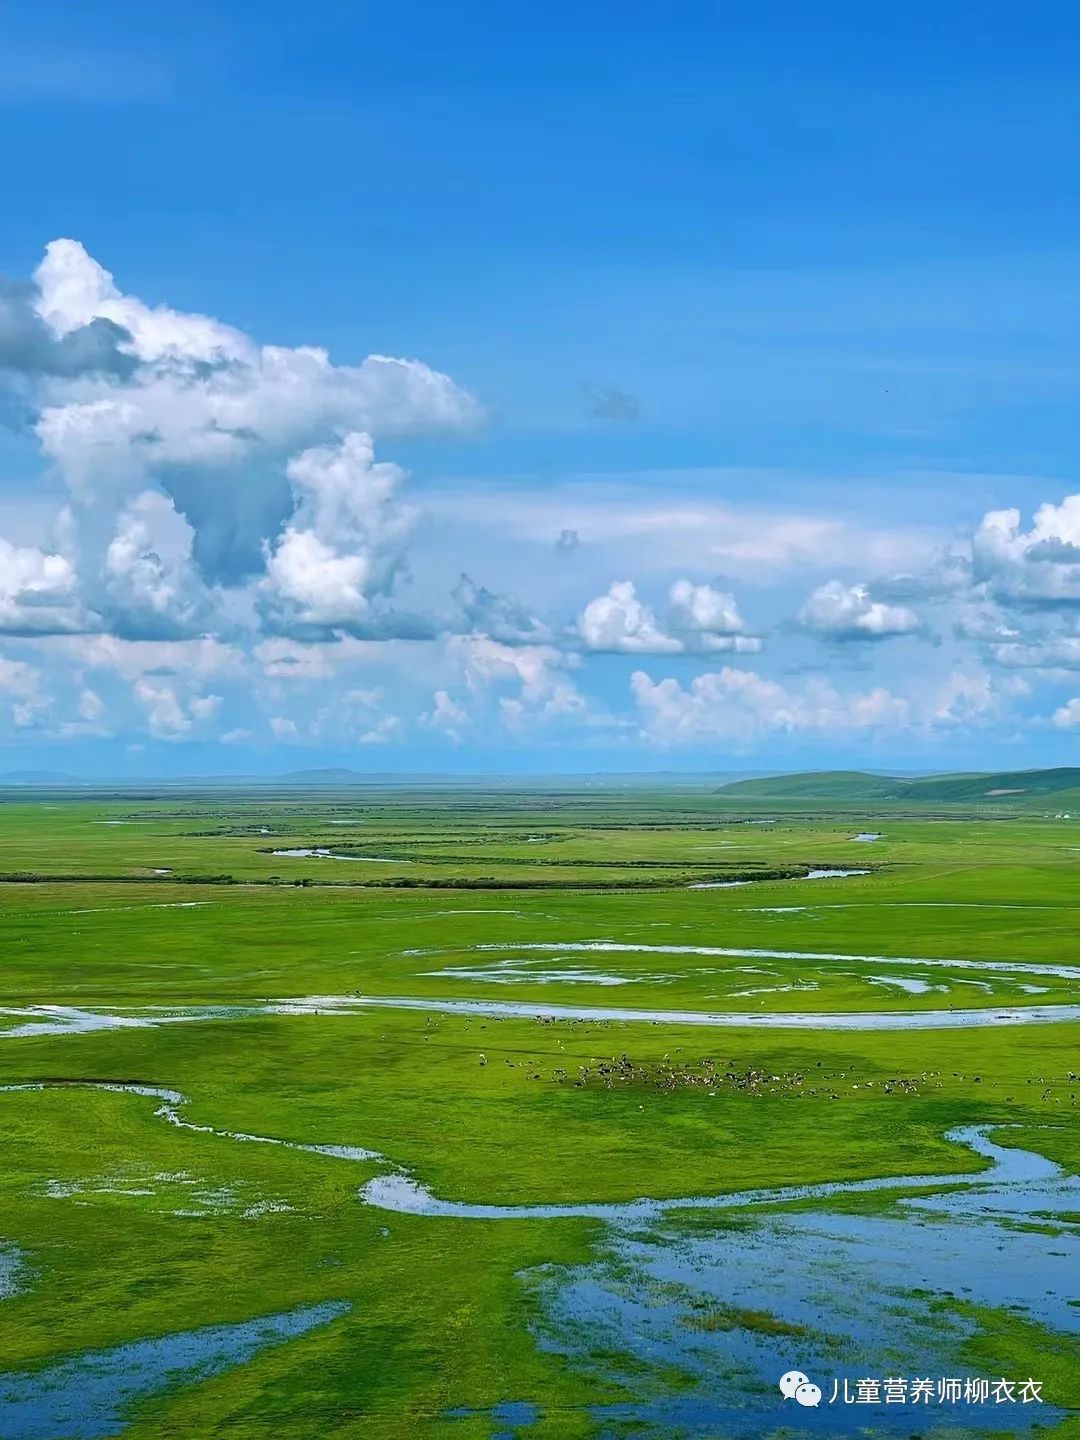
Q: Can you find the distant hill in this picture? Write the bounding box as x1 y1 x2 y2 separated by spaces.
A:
716 767 1080 806
902 767 1080 803
0 770 83 786
279 768 368 784
716 771 904 801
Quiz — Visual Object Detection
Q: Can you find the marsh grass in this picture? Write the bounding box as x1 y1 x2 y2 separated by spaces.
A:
0 790 1076 1435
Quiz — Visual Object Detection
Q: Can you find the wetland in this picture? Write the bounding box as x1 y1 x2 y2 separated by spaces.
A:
0 783 1076 1437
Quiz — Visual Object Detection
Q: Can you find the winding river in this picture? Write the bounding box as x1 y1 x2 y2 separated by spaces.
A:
3 994 1080 1037
0 1079 1074 1226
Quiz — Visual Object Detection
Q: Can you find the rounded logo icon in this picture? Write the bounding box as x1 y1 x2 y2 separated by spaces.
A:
778 1371 810 1399
795 1382 822 1408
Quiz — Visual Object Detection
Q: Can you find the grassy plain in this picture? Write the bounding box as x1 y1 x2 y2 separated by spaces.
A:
0 785 1076 1438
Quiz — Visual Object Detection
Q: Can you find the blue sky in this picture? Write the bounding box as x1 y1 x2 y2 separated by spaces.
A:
0 0 1078 775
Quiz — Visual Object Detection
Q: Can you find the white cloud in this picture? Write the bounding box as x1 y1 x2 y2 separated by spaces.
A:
77 688 104 722
451 573 547 644
308 686 403 747
421 688 470 741
0 537 80 634
265 531 371 627
797 580 922 641
973 495 1080 605
629 660 1022 748
930 668 1022 726
454 636 584 727
0 655 43 702
132 680 187 737
48 634 242 681
579 581 682 654
666 579 761 653
953 599 1020 644
3 239 1079 761
631 666 911 746
33 238 480 495
1052 698 1080 729
579 578 761 655
189 694 222 722
103 490 207 636
991 636 1080 671
0 656 46 737
0 238 481 648
357 714 402 745
55 685 110 739
132 678 221 739
11 701 44 728
261 431 415 635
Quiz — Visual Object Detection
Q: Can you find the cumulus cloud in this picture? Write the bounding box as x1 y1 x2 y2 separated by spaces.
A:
0 276 134 381
421 688 470 741
132 678 221 739
579 579 760 655
940 495 1080 675
56 685 110 739
953 599 1021 645
872 549 972 603
0 537 81 634
451 573 547 644
0 654 43 697
630 661 1015 747
1051 698 1080 729
0 237 481 618
103 490 209 638
0 653 51 730
3 236 1077 760
261 431 417 636
356 714 403 745
579 581 682 654
454 636 584 727
930 668 1022 726
33 239 480 484
631 666 911 745
797 580 923 641
46 633 243 683
990 636 1080 671
306 685 404 747
667 579 761 653
973 496 1080 605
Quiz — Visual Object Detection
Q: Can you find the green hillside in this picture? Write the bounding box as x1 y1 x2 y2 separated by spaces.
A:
717 766 1080 807
716 771 906 801
904 767 1080 802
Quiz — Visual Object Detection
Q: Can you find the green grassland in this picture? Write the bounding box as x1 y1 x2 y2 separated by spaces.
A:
0 784 1077 1438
